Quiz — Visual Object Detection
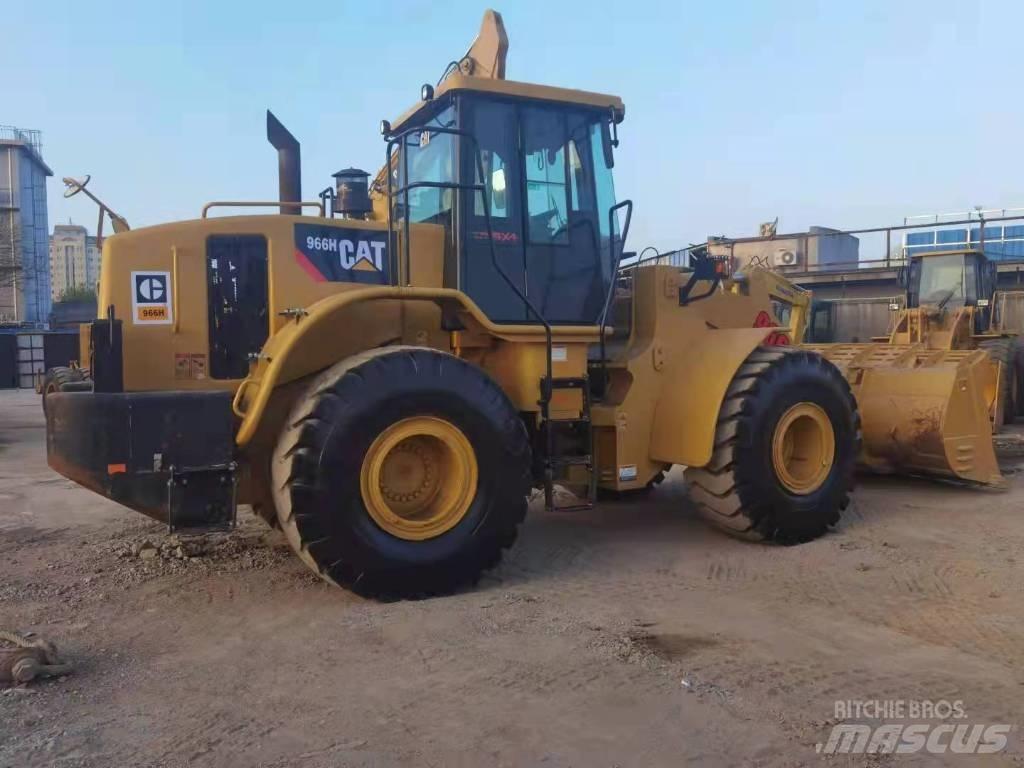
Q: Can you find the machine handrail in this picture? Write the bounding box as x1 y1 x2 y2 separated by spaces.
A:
597 199 633 394
201 200 325 218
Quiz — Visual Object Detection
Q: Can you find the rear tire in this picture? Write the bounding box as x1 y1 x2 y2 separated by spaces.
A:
40 367 86 413
979 338 1020 428
684 346 860 543
271 346 531 599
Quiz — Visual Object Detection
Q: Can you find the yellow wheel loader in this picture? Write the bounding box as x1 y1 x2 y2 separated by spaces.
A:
44 11 860 598
887 248 1024 427
799 247 1023 487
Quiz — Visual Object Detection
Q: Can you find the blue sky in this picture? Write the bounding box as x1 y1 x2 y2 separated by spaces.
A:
4 0 1023 255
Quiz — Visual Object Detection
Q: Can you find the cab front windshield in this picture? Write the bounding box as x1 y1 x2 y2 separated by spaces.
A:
916 253 967 306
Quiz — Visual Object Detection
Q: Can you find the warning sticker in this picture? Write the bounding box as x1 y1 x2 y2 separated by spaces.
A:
175 353 191 379
131 271 173 325
174 352 208 380
190 353 207 380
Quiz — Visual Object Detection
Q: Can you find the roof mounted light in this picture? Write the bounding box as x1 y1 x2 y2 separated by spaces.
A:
379 119 391 137
421 83 435 102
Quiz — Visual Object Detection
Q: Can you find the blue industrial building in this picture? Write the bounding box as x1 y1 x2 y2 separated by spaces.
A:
0 126 52 325
904 224 1024 260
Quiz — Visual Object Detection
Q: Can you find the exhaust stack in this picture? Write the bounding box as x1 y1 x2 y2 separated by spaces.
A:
266 110 301 215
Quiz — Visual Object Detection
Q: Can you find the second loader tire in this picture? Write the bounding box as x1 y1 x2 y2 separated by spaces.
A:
685 346 860 544
979 337 1020 428
272 346 531 599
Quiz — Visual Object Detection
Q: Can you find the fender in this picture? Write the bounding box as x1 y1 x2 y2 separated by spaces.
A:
649 327 771 467
233 285 600 447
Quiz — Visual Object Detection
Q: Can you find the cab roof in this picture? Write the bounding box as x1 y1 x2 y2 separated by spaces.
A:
391 73 625 133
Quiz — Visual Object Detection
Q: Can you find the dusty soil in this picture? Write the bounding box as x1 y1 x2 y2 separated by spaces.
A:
2 388 1024 767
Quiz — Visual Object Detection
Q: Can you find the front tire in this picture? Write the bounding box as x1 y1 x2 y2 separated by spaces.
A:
979 337 1021 428
685 347 860 543
271 346 531 599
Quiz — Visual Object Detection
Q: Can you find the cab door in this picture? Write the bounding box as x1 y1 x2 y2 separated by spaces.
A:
459 99 528 323
520 106 608 325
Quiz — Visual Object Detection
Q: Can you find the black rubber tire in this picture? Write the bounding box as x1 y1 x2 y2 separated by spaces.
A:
40 367 86 413
684 346 860 544
979 338 1019 428
271 346 532 599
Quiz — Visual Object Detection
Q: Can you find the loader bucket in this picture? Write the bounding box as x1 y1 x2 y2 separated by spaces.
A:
804 344 1004 487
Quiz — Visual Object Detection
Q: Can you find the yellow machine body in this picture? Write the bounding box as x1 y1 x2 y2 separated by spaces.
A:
80 208 778 513
43 10 868 597
62 3 796 511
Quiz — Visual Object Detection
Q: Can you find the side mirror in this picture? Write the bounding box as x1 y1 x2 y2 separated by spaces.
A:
601 122 615 169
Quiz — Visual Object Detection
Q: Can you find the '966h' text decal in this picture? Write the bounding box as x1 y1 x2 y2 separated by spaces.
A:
294 224 389 285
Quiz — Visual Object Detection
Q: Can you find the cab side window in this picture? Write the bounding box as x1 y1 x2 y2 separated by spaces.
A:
401 106 456 226
522 107 569 246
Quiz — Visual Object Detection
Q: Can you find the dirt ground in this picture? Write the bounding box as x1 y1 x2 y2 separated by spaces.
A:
2 388 1024 767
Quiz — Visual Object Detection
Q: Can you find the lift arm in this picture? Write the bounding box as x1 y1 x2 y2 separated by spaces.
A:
446 9 508 81
370 10 509 200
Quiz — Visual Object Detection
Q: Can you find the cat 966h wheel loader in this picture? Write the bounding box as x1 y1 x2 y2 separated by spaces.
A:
45 10 859 598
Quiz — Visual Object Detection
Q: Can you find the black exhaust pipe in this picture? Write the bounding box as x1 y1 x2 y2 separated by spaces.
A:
266 110 301 215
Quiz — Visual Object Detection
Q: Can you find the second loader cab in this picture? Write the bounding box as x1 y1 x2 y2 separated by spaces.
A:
386 80 631 327
906 249 997 333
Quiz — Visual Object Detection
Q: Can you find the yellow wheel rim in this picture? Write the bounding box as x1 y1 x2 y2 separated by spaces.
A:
771 402 835 495
360 416 478 541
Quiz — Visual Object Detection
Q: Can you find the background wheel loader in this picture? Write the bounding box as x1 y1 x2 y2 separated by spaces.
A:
43 10 860 598
886 247 1024 427
793 247 1018 486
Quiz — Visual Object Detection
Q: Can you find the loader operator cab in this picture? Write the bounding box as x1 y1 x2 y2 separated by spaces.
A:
905 249 996 332
387 81 629 326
